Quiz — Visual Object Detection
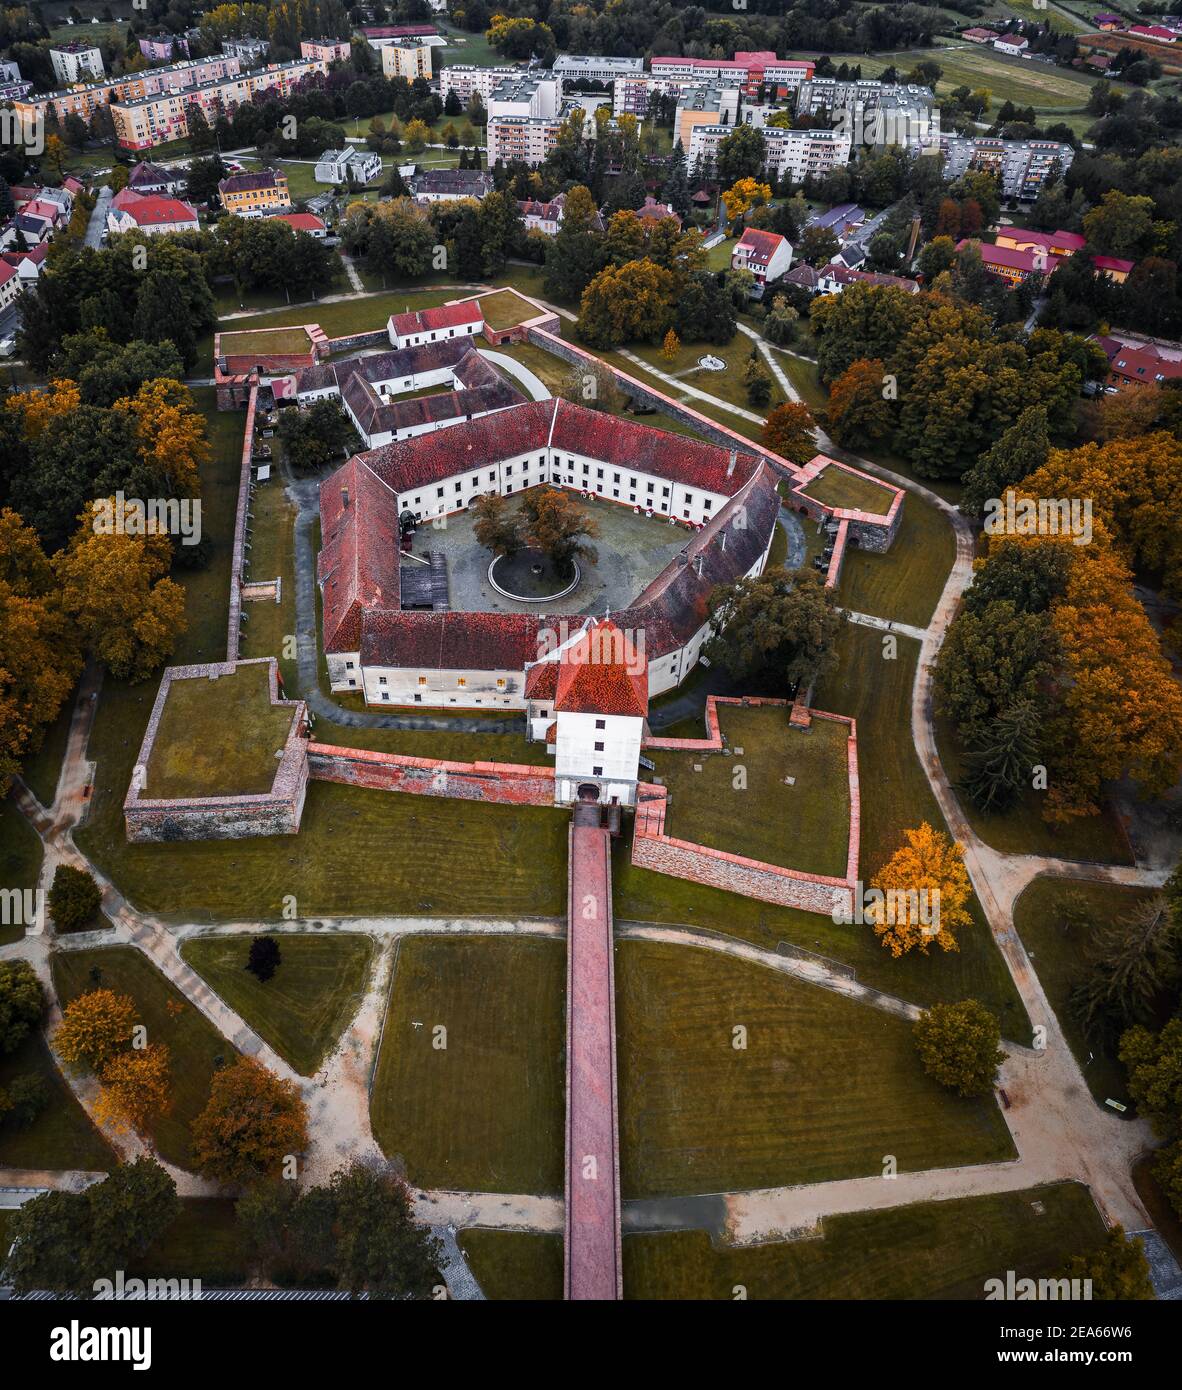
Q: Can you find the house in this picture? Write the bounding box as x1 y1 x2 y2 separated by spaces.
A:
957 237 1062 283
993 36 1030 56
787 261 920 296
313 148 383 186
1105 344 1182 391
962 28 1000 43
21 198 65 231
107 189 200 236
1129 24 1177 43
387 300 484 350
221 37 270 62
995 227 1086 258
732 227 793 292
3 213 52 246
218 170 291 218
634 196 681 229
128 161 188 197
518 194 566 235
409 169 493 203
0 260 21 314
1 242 48 289
809 202 865 240
1093 14 1123 30
273 212 327 239
1092 254 1135 283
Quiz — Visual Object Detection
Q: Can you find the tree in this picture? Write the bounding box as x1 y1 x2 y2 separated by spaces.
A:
706 567 842 689
96 1043 172 1133
472 493 522 559
716 125 766 185
1071 896 1182 1044
362 198 436 279
279 400 357 471
576 258 676 348
661 327 680 361
55 989 137 1072
0 1073 48 1128
797 225 840 267
868 822 972 956
53 506 187 682
960 699 1043 813
1082 190 1157 260
191 1056 309 1184
1119 1015 1182 1141
1062 1227 1155 1300
762 401 816 464
520 488 599 569
721 176 771 225
403 117 429 155
825 359 894 449
935 599 1057 740
913 1000 1006 1097
0 960 44 1054
960 406 1051 519
48 865 102 933
761 294 799 347
328 1161 442 1299
917 234 958 283
744 353 773 407
246 935 282 983
55 333 185 409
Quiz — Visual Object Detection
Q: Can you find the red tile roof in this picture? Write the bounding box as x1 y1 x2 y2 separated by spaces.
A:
219 171 285 195
111 190 197 227
274 212 326 233
359 610 551 671
1109 347 1182 383
524 660 559 700
735 226 787 265
317 458 402 653
999 227 1086 253
389 300 484 339
1093 254 1135 274
554 620 648 718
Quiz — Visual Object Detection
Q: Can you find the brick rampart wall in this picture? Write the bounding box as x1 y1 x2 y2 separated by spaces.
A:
307 743 557 805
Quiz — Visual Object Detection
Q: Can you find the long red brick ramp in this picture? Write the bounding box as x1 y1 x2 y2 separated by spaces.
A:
564 798 623 1300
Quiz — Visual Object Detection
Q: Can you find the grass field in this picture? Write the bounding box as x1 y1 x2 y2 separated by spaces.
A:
836 42 1103 108
458 1230 564 1299
371 936 565 1194
0 1032 113 1172
145 662 296 800
803 464 898 516
51 947 236 1170
837 488 957 630
654 704 852 878
772 348 829 414
239 472 299 691
477 288 539 330
180 933 374 1076
219 327 313 358
1012 876 1158 1109
935 712 1135 865
617 940 1015 1199
623 336 786 415
624 1183 1105 1298
0 796 41 944
19 691 75 807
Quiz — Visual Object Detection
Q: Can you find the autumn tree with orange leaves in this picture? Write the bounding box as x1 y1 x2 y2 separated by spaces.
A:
867 822 972 957
191 1057 309 1185
55 989 138 1072
95 1044 173 1134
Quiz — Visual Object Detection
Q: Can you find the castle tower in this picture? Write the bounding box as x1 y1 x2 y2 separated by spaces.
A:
551 620 648 808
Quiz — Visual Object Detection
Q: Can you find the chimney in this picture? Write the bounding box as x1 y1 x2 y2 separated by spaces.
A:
727 448 737 478
341 486 350 508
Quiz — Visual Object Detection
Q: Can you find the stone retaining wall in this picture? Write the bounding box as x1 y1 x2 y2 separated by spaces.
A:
226 384 258 661
307 743 557 805
325 328 389 355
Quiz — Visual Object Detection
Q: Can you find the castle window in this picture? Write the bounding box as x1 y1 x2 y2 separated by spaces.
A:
457 677 466 687
592 766 602 776
346 661 355 669
594 742 604 752
595 719 606 729
418 676 427 686
379 676 388 685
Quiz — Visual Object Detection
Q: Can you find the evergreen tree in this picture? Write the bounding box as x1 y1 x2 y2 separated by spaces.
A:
1072 896 1182 1044
960 405 1051 518
246 935 282 983
960 699 1043 812
661 140 692 220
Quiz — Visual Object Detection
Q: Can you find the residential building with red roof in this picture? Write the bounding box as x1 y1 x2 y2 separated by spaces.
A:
1092 253 1135 283
107 188 199 236
731 226 793 291
957 237 1063 284
963 27 1000 42
0 259 21 313
1129 24 1178 42
273 211 327 238
218 169 291 218
1105 345 1182 392
995 226 1087 258
388 299 485 349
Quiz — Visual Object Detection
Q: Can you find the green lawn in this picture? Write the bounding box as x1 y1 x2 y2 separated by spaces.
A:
180 933 374 1076
219 327 313 358
51 947 236 1170
458 1230 563 1300
0 795 41 944
19 690 75 807
803 464 897 517
623 336 785 415
130 1197 248 1287
624 1183 1106 1299
371 936 565 1194
654 704 852 879
775 349 828 415
619 625 1030 1035
838 487 957 630
0 1032 113 1172
935 713 1134 865
239 470 299 691
617 940 1015 1199
1012 876 1159 1110
477 288 538 331
145 662 297 800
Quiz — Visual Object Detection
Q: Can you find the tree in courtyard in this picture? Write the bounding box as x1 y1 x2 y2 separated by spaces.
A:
0 960 44 1054
246 935 282 984
520 488 599 570
661 327 680 361
1062 1227 1155 1300
868 822 972 956
472 493 522 560
557 361 629 416
55 989 138 1072
191 1056 309 1185
279 401 357 472
761 401 816 465
48 865 102 934
1070 896 1182 1045
96 1043 173 1134
913 999 1006 1097
825 359 894 450
744 353 773 407
705 566 843 690
959 406 1051 519
960 698 1044 813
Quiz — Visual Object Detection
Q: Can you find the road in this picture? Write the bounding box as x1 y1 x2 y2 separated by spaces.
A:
83 185 112 249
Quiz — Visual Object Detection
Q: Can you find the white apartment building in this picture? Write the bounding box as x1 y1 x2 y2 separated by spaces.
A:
438 64 521 104
674 84 741 149
49 43 104 84
314 147 382 184
553 54 643 84
688 123 851 183
486 74 567 166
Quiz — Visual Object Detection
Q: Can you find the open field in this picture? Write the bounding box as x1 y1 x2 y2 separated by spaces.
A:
624 1183 1106 1298
458 1230 564 1299
0 1033 113 1172
772 348 828 414
1012 876 1159 1109
622 336 785 414
180 934 374 1076
239 471 299 691
51 947 235 1169
371 936 565 1194
837 488 957 630
130 1198 248 1286
803 464 897 516
654 704 851 878
617 941 1015 1198
145 662 296 800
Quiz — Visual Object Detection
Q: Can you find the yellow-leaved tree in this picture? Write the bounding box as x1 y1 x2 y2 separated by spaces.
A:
55 989 138 1071
96 1043 174 1134
721 176 772 224
868 822 972 956
114 379 209 496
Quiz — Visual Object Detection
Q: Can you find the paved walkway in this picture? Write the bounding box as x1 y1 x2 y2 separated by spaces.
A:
479 347 550 402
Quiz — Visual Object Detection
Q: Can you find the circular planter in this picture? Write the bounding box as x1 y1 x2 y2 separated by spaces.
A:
487 549 582 603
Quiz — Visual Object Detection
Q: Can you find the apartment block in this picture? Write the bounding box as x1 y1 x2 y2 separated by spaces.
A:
438 64 521 104
49 43 104 85
939 135 1075 199
553 54 643 84
218 170 292 218
674 85 741 149
688 123 851 183
301 39 353 63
